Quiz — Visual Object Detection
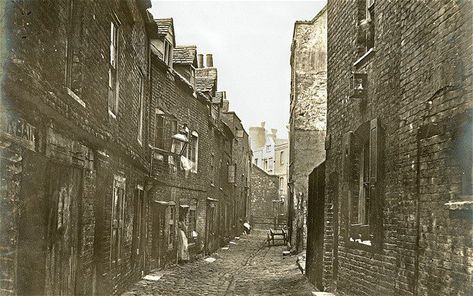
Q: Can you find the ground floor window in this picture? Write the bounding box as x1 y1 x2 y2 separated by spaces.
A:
342 118 384 247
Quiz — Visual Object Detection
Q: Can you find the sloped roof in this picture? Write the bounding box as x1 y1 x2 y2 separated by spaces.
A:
155 18 175 45
173 45 197 66
196 68 217 93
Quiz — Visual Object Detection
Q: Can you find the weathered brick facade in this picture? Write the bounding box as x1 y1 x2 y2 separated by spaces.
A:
288 7 327 252
317 0 473 295
250 165 280 229
0 1 251 295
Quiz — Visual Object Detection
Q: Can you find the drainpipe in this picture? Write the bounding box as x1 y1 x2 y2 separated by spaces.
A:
414 129 421 296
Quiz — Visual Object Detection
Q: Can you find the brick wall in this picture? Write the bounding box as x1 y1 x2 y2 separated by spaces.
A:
324 0 472 294
250 165 280 229
1 0 152 294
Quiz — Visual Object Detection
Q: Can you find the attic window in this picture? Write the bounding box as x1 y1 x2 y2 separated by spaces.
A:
164 40 173 68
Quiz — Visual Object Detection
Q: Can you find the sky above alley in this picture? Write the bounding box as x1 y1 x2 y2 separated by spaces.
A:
150 1 326 139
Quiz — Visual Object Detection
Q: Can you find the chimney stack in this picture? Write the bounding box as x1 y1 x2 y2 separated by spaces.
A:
206 54 213 68
260 121 266 128
197 54 204 68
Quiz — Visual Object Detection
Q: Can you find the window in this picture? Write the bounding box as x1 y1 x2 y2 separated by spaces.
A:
268 157 274 171
210 154 215 185
137 70 144 144
356 0 375 57
254 158 258 166
228 164 236 183
264 159 268 171
188 132 199 173
452 120 473 196
279 177 285 191
65 0 84 107
342 118 383 247
111 175 126 265
280 151 285 165
155 110 177 150
108 17 120 117
163 40 173 67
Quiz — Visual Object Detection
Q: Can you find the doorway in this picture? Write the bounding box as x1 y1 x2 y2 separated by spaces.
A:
307 161 325 290
44 163 83 295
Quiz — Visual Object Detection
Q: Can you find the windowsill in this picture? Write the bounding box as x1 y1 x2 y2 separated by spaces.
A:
210 183 215 187
67 88 86 108
149 145 171 153
445 197 473 210
353 47 375 68
349 237 372 246
108 109 117 119
346 237 379 251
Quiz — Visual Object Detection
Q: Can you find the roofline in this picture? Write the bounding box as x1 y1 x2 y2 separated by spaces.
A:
252 164 279 179
291 5 326 64
155 17 176 45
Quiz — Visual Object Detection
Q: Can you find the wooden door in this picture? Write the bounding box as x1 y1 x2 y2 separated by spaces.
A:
152 204 166 268
206 202 216 254
132 187 145 274
307 162 325 291
45 164 83 296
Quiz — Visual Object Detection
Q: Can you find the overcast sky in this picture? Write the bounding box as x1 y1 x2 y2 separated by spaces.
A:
150 1 326 139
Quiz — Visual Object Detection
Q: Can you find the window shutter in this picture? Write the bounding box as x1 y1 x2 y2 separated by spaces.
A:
369 118 383 243
342 131 353 227
342 131 353 184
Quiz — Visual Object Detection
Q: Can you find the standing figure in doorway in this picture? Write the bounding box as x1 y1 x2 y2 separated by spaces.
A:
178 222 189 263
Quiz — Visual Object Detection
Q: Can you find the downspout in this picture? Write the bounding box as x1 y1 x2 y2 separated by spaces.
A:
414 129 421 296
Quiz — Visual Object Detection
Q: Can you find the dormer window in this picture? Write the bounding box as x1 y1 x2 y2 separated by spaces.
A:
164 40 173 67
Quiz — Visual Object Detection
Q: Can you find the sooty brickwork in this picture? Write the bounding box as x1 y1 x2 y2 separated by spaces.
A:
250 165 280 229
0 1 251 295
323 0 472 295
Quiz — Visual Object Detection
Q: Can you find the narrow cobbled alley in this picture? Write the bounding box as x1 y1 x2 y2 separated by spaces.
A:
122 231 315 296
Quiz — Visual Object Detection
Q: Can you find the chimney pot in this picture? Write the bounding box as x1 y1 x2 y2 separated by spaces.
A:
261 122 266 128
206 54 213 68
197 54 204 68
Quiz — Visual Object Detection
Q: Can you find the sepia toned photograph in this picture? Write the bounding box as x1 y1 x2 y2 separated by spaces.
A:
0 0 471 295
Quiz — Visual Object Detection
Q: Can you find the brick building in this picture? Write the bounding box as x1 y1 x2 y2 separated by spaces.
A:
306 0 473 294
250 165 281 229
288 7 327 253
0 2 250 295
249 122 289 212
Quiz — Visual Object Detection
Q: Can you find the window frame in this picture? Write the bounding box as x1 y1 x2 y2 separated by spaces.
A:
65 0 85 107
356 0 375 60
154 109 177 151
137 69 144 145
280 151 285 165
108 15 120 118
188 131 199 173
343 118 384 249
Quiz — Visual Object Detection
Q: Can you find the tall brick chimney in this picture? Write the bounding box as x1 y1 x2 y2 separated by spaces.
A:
206 54 213 67
197 54 204 68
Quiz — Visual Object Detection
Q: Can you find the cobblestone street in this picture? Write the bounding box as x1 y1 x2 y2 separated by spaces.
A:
122 231 316 295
